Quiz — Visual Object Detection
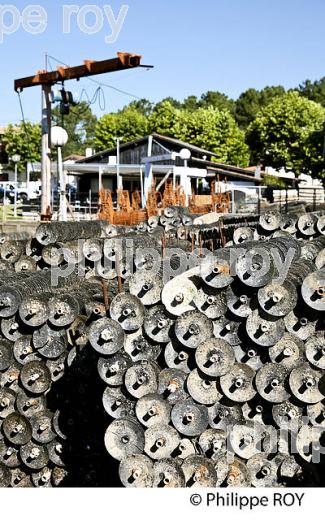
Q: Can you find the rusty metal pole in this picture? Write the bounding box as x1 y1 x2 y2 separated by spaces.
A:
101 279 110 311
41 85 52 220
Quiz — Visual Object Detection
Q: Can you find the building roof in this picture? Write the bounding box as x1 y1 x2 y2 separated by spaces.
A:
77 133 259 182
63 154 85 162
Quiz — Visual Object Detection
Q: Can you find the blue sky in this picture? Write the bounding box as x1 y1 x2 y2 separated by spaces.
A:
1 0 325 125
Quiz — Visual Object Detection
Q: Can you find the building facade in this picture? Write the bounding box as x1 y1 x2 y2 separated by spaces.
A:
69 134 261 204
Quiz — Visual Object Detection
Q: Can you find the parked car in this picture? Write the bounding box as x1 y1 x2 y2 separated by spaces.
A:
7 184 41 202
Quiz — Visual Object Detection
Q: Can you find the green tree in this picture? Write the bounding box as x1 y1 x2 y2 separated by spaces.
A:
246 91 325 175
182 107 250 166
259 86 286 105
154 97 182 110
149 102 249 166
3 122 41 173
123 98 154 117
200 91 235 113
95 108 148 150
52 101 97 157
262 175 287 189
234 88 261 129
235 86 285 128
182 95 200 111
298 77 325 106
148 100 183 137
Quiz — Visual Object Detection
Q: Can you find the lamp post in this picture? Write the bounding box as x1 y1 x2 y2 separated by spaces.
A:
51 126 68 221
179 148 192 203
114 137 123 190
11 154 21 218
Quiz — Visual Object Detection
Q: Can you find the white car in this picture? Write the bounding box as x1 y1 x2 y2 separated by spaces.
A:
9 184 41 202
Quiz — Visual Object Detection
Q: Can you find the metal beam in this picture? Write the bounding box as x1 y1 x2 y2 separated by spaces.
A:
142 153 174 164
15 52 143 91
205 165 263 184
156 170 172 191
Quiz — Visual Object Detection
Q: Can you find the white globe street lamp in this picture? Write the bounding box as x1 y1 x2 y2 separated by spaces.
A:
179 148 191 161
51 126 68 148
11 154 21 164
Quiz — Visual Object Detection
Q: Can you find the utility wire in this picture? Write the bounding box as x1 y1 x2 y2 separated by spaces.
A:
16 91 35 174
86 76 142 101
48 55 106 113
78 86 106 110
47 54 147 102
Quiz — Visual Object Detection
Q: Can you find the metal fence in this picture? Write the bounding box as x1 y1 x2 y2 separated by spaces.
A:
1 185 324 223
0 190 100 222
